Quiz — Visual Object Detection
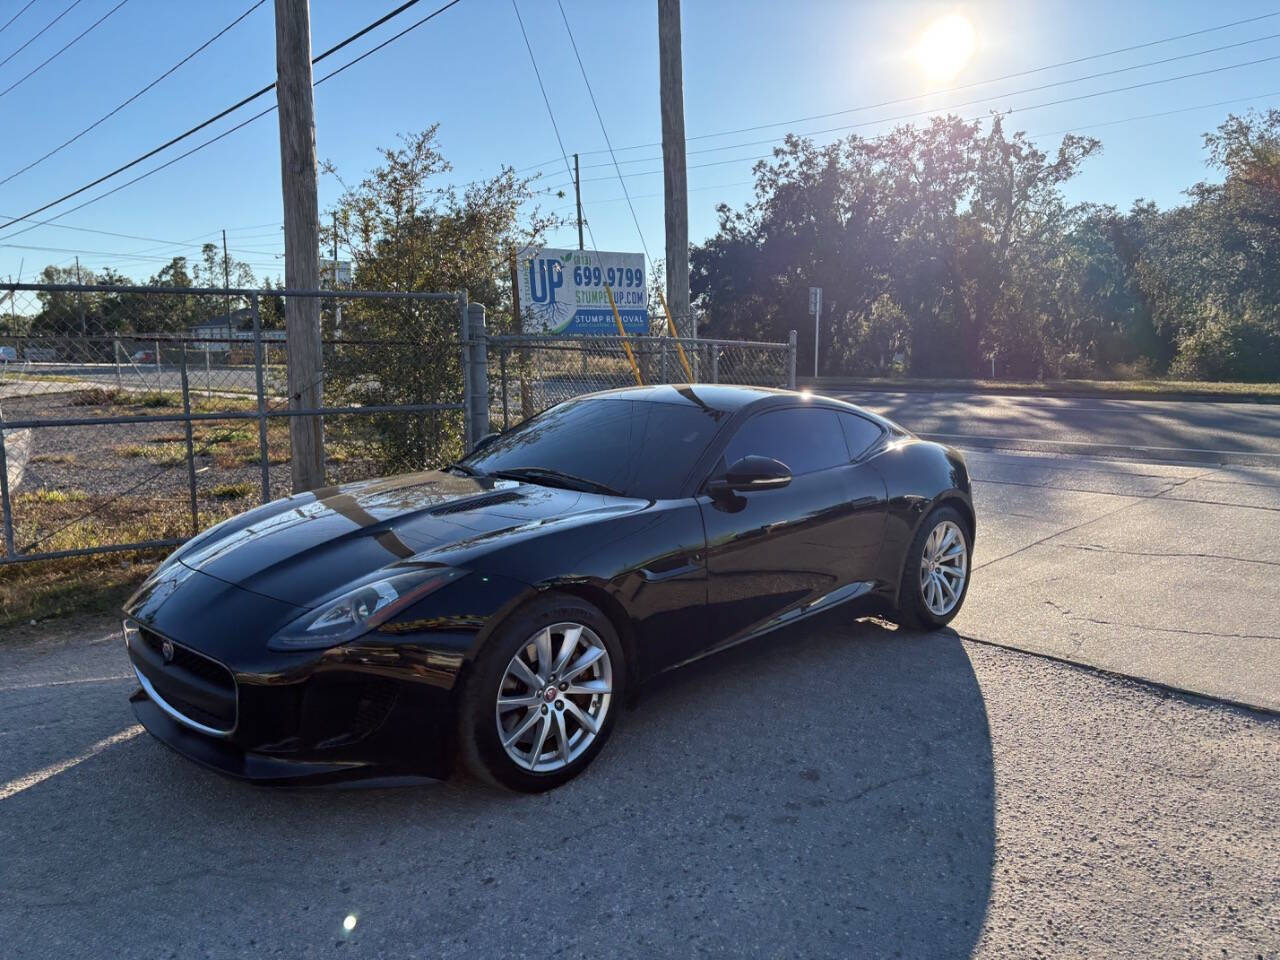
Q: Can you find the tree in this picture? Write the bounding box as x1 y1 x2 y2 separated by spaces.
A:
321 127 556 470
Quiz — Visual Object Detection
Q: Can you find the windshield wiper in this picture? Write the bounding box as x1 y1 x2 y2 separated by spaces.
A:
444 461 485 478
488 467 623 497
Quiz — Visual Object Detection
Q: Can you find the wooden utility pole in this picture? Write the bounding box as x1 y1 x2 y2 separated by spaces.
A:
573 153 584 251
221 228 231 326
658 0 691 338
274 0 325 492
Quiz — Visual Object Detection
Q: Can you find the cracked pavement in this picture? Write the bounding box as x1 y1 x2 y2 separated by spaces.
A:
949 448 1280 711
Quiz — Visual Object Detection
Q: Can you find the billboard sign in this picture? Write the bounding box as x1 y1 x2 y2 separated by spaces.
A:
518 248 648 335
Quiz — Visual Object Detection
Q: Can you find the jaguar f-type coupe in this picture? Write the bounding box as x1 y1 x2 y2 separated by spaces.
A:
123 385 974 791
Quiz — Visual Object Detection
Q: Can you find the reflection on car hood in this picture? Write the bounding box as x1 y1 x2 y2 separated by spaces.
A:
177 470 641 606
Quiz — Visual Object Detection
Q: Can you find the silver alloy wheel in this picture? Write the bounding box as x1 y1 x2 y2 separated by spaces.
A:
495 622 613 773
919 519 968 616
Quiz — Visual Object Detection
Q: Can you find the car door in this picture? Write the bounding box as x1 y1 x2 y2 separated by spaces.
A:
698 404 888 646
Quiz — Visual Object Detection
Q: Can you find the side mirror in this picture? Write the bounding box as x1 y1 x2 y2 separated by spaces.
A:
707 455 792 495
470 431 501 455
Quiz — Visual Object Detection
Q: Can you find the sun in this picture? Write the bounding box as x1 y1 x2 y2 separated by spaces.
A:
912 13 977 84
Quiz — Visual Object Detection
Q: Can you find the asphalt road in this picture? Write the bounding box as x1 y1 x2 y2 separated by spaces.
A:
2 609 1277 959
837 390 1280 465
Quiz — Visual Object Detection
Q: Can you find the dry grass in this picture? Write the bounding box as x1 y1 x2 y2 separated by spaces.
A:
117 442 188 466
0 494 248 629
0 552 158 629
29 452 76 465
210 482 253 500
14 489 88 505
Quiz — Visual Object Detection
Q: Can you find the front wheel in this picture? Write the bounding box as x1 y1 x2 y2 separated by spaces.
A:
893 505 972 630
458 594 625 792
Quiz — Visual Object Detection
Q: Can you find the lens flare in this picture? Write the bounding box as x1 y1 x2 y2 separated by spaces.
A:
912 13 977 83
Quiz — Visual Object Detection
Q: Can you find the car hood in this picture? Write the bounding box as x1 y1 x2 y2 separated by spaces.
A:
175 470 643 607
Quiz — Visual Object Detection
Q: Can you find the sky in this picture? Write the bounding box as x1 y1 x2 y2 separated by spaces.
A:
0 0 1277 285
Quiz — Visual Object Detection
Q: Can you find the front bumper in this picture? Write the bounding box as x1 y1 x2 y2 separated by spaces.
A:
125 621 470 785
130 689 379 784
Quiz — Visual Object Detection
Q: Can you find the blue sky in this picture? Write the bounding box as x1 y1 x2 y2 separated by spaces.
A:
0 0 1276 284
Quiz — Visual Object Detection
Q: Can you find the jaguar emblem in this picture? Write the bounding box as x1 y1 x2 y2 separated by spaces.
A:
161 639 175 664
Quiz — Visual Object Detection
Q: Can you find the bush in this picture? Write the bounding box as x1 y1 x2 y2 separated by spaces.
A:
1169 309 1280 382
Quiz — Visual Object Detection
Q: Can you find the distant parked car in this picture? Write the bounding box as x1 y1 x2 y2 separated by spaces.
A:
0 346 16 363
132 349 157 364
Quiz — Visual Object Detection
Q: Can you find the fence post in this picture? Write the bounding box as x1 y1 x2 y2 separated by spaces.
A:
788 330 797 389
251 294 271 503
458 291 471 450
660 339 669 383
154 340 160 377
205 343 212 400
500 348 509 431
114 339 122 389
0 414 16 559
179 344 200 535
467 303 489 448
711 345 719 384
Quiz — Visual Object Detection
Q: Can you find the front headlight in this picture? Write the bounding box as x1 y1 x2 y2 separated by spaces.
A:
267 566 468 651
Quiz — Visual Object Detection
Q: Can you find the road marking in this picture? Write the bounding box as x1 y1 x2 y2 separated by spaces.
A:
0 724 142 802
0 674 132 693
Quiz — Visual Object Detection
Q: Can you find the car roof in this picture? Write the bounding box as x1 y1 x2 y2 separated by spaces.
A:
584 383 801 413
579 384 901 429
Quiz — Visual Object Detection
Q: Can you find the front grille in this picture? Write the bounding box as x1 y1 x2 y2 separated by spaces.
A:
139 629 234 691
129 627 237 734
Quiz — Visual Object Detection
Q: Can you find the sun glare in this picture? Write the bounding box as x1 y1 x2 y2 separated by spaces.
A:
912 13 977 83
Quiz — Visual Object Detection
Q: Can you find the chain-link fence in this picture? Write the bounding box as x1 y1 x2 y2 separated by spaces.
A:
0 283 469 564
486 332 797 431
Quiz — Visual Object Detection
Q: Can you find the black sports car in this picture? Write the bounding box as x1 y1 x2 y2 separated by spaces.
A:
123 385 974 791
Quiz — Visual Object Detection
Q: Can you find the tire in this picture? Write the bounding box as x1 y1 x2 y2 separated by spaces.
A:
458 593 626 792
893 504 973 631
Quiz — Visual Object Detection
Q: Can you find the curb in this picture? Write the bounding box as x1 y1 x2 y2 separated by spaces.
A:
802 380 1280 405
957 632 1280 719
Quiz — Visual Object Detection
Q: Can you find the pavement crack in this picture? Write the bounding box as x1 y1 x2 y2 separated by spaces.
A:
1042 600 1280 641
835 768 932 804
974 497 1146 571
1050 543 1280 569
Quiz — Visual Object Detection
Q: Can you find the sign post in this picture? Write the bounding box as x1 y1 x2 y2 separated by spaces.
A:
809 286 823 378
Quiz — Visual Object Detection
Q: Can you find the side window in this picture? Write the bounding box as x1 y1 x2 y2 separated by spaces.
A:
838 411 885 460
722 408 849 476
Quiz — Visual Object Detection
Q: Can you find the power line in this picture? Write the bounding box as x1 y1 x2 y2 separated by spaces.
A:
0 0 462 236
539 51 1280 192
0 0 40 39
509 1 581 227
0 0 130 101
555 0 651 264
562 89 1279 212
515 9 1280 174
0 1 266 187
0 0 82 70
551 32 1278 181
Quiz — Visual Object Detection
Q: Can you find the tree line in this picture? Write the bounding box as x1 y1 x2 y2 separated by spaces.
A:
690 109 1280 382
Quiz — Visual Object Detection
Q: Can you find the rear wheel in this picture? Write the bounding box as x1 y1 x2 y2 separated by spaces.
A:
459 594 625 792
893 505 972 630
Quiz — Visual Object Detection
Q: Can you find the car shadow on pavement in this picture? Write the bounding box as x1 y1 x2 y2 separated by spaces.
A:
2 617 995 959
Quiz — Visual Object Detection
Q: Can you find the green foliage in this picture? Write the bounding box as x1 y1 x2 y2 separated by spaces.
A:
321 127 555 471
693 109 1280 382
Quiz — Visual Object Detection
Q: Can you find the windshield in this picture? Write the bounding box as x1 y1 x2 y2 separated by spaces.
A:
463 396 726 499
